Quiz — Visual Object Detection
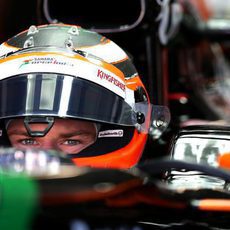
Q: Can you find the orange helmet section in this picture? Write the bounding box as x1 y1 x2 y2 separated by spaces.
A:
72 130 147 169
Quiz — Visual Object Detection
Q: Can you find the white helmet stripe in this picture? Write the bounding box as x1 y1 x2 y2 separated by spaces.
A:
0 54 126 98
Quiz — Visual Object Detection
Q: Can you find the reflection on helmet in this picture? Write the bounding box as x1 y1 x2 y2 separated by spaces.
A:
0 24 170 169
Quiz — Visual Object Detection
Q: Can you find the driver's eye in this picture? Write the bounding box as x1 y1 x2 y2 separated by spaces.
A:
63 140 81 146
21 139 38 145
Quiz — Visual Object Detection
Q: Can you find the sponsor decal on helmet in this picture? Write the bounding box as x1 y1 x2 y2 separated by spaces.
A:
19 57 74 68
97 69 125 92
0 55 126 98
98 129 124 138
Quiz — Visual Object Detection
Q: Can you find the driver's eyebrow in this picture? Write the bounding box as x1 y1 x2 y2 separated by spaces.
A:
7 130 94 137
7 130 30 136
60 130 95 138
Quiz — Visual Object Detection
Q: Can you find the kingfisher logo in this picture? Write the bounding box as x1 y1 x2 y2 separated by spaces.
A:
97 69 125 92
19 57 74 68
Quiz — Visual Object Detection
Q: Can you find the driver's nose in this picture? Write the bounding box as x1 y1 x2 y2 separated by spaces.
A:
39 140 59 151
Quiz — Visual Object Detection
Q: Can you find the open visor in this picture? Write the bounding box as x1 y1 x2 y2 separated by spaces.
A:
0 74 170 135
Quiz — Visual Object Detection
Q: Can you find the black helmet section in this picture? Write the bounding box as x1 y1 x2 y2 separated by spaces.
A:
0 119 11 147
70 124 135 158
0 117 136 158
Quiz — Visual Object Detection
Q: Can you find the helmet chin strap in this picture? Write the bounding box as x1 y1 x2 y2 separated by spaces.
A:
24 116 54 137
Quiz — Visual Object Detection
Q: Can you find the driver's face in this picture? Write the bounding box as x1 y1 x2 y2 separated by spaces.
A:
7 118 97 154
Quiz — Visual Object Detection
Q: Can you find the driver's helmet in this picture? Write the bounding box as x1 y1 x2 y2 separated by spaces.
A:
0 24 170 169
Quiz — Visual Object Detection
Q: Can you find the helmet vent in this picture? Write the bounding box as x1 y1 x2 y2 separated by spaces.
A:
68 26 79 35
65 36 74 48
24 116 54 137
27 25 39 35
23 36 34 48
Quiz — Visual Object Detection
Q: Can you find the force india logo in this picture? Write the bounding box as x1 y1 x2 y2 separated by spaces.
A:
97 69 125 92
19 57 74 68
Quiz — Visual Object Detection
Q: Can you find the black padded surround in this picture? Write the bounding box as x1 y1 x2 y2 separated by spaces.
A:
0 120 135 158
70 124 135 158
